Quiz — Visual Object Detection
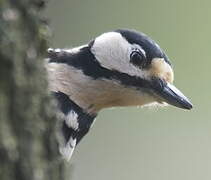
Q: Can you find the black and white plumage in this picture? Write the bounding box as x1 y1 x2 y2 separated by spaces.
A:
46 29 192 160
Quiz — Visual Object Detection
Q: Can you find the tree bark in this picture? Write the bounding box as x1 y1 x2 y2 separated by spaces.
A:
0 1 68 179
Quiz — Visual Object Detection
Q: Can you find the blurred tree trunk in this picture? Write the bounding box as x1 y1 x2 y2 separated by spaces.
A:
0 1 69 180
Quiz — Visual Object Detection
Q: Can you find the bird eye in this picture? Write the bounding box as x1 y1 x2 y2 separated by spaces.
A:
130 50 147 68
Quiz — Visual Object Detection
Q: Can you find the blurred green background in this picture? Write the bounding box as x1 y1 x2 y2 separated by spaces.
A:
45 0 211 180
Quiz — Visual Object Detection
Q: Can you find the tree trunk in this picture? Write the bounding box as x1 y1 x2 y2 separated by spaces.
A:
0 1 69 179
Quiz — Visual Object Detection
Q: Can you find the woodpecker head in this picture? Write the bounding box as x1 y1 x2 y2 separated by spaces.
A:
48 29 192 113
47 29 193 160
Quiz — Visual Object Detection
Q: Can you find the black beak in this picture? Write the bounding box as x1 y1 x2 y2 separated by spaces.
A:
152 79 193 110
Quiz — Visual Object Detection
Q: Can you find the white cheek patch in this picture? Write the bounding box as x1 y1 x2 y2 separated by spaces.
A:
91 32 147 78
149 58 174 83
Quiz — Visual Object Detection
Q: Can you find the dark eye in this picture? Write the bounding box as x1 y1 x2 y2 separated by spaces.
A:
130 50 147 68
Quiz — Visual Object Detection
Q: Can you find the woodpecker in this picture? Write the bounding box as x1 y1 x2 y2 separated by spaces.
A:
46 29 192 160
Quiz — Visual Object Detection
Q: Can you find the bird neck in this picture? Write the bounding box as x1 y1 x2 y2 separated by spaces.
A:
53 91 97 140
53 91 97 118
53 91 97 160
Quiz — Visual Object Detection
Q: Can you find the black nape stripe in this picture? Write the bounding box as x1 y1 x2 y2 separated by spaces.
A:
53 91 96 145
49 46 153 90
